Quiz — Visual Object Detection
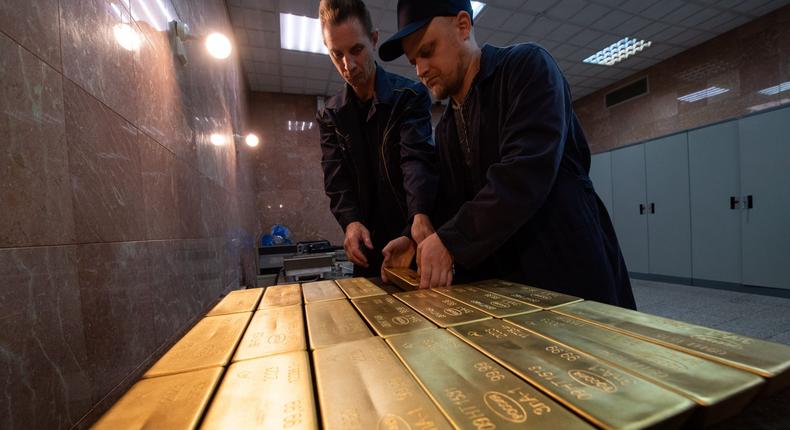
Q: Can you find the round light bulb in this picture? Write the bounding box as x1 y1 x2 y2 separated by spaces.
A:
205 33 232 59
245 133 259 147
113 23 141 51
210 133 225 146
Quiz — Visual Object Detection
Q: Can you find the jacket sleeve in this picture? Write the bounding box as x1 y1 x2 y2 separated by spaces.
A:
398 84 439 221
436 46 570 267
317 108 363 231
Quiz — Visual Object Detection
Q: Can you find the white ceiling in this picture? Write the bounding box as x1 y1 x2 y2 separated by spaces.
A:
227 0 790 100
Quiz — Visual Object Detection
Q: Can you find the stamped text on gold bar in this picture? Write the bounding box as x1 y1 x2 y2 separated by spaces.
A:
145 312 251 378
387 329 594 430
94 367 223 430
335 277 387 299
305 299 372 349
434 285 540 317
472 279 582 309
314 337 452 430
302 280 346 303
206 288 264 316
451 319 695 430
351 295 435 337
260 283 302 309
201 351 318 430
233 305 305 362
394 289 491 327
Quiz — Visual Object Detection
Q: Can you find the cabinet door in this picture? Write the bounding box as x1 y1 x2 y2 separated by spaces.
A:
688 121 741 284
612 144 649 274
590 152 613 216
739 107 790 289
645 134 692 279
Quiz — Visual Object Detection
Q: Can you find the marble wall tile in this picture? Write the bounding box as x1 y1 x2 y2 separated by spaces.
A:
173 158 203 239
257 188 344 244
139 134 179 240
0 32 75 247
64 79 146 243
0 0 61 69
0 246 92 430
60 0 141 125
147 240 201 346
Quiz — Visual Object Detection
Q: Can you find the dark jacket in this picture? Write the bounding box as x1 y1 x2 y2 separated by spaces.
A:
434 44 636 308
318 65 438 274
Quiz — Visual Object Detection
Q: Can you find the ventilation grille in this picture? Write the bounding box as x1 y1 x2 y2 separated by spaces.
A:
605 77 648 108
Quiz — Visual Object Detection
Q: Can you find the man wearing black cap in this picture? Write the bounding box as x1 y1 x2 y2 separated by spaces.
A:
316 0 439 277
378 0 636 308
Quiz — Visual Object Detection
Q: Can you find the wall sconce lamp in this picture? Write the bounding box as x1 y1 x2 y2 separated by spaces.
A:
231 133 260 147
169 20 232 65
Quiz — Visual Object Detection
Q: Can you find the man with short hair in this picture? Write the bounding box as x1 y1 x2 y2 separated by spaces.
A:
378 0 636 308
317 0 438 277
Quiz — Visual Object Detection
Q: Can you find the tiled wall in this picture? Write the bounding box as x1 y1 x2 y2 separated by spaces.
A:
248 92 344 245
0 0 258 428
574 5 790 153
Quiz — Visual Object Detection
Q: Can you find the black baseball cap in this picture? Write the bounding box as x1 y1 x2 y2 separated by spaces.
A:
379 0 474 61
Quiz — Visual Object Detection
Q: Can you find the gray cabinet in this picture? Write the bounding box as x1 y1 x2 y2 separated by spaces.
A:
611 144 649 274
688 120 742 284
590 152 613 216
738 107 790 289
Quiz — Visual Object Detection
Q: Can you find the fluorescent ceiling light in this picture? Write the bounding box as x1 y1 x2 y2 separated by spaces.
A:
288 120 314 131
583 37 652 66
280 13 328 55
471 1 486 18
677 86 729 103
758 81 790 96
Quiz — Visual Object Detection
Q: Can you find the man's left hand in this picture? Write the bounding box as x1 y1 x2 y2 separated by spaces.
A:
416 232 453 288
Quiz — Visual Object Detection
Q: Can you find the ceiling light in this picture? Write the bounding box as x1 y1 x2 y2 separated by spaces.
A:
288 120 314 131
210 133 226 146
245 133 260 147
583 37 652 66
169 20 233 65
677 87 729 103
280 13 328 55
206 33 232 59
471 1 486 18
758 81 790 96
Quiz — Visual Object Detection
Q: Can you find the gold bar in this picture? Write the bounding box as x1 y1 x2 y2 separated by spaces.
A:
387 328 595 430
201 351 319 430
302 280 346 303
450 319 696 430
508 311 763 426
554 301 790 392
314 337 453 430
472 279 582 309
145 312 251 378
206 288 264 316
434 285 541 318
259 283 302 309
305 299 372 349
93 367 223 430
351 295 436 337
383 267 420 290
335 277 388 299
394 290 491 327
233 306 306 362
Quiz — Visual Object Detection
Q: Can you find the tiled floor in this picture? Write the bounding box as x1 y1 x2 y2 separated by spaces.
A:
631 279 790 345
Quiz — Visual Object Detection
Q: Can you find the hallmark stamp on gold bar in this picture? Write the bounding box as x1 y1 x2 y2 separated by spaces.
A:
233 305 305 362
386 329 594 430
472 279 582 309
394 289 491 327
302 280 346 303
206 287 264 316
145 312 252 378
351 295 435 337
201 351 318 430
335 277 388 299
314 337 452 430
451 319 695 430
434 285 541 317
383 267 421 290
94 367 223 430
305 299 372 349
259 283 302 309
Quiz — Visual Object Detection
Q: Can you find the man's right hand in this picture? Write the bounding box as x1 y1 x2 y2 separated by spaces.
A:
344 221 373 267
381 236 415 283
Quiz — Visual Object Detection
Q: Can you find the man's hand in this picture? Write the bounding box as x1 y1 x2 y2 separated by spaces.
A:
381 236 415 283
344 221 373 267
410 213 435 244
416 233 453 288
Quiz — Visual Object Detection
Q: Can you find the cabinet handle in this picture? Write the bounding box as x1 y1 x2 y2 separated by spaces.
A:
650 203 655 214
639 204 645 215
747 195 753 209
730 196 740 210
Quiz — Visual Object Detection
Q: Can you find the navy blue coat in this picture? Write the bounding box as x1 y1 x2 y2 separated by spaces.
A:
433 44 636 308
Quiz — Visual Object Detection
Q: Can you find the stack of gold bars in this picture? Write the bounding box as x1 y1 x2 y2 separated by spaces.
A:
93 268 790 429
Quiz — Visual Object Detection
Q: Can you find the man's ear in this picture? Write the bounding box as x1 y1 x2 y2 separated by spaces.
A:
371 29 379 47
456 11 472 39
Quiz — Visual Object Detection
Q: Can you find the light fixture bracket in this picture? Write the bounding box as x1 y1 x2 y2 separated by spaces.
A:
169 20 195 65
